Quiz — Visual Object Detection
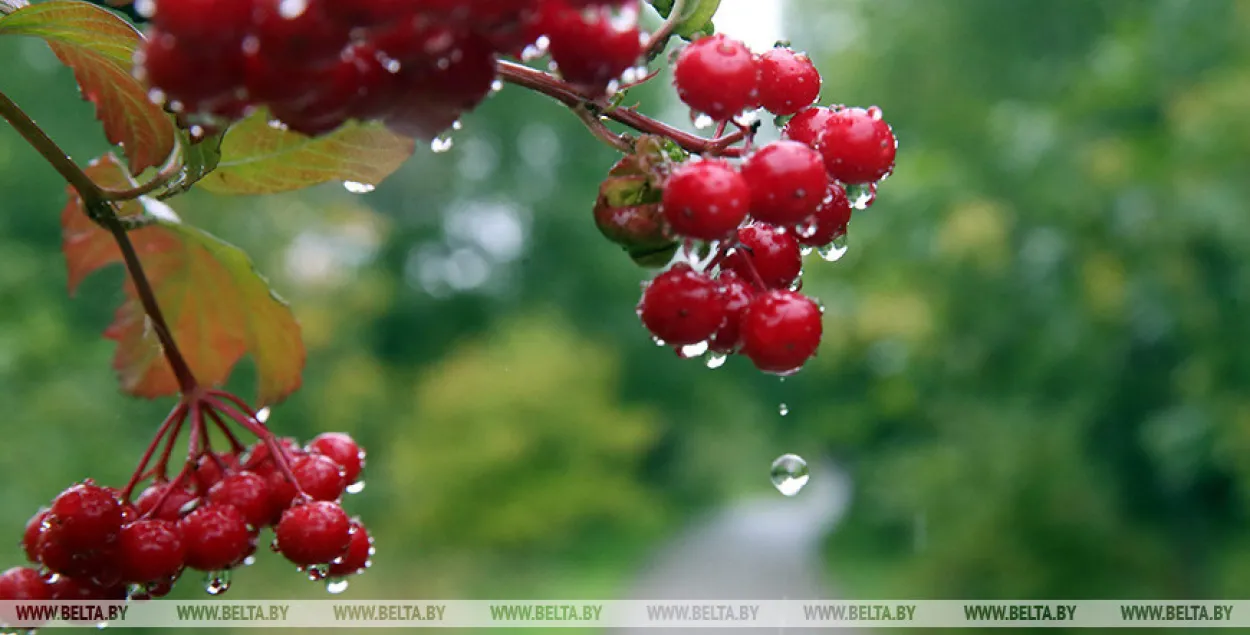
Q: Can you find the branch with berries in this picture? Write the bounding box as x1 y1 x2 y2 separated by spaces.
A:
0 0 895 611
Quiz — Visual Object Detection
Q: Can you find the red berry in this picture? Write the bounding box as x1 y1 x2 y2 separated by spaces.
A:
194 452 239 493
798 182 851 247
208 471 274 528
275 501 352 566
542 0 642 91
138 29 243 112
637 263 725 346
151 0 253 44
22 509 49 563
179 504 254 571
266 471 299 521
0 567 50 600
782 106 833 147
244 437 303 475
661 160 750 240
136 483 199 521
740 290 823 374
740 140 828 227
709 271 755 354
728 224 802 290
385 32 498 141
757 47 821 116
816 106 897 184
673 34 760 121
48 482 123 553
250 0 350 65
48 575 126 601
35 523 121 586
307 433 366 484
118 520 185 584
292 454 348 501
327 520 373 577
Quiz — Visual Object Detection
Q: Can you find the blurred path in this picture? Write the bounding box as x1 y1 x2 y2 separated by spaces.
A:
609 459 854 634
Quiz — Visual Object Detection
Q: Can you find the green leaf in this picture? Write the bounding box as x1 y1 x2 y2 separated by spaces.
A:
63 154 306 405
0 1 176 175
158 128 224 199
196 109 415 195
647 0 721 39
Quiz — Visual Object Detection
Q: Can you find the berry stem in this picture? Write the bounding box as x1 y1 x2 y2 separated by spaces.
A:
151 408 186 482
643 0 686 60
496 61 746 157
100 149 183 201
572 105 633 153
120 401 189 501
205 394 307 498
731 246 769 290
0 90 198 394
203 404 246 454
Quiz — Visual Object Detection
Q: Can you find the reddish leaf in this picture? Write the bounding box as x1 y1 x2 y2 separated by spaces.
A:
0 1 176 174
62 154 305 405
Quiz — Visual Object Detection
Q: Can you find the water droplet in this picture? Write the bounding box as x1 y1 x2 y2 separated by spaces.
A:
430 134 454 153
277 0 307 18
770 454 809 496
134 0 155 17
326 578 350 594
343 181 375 194
679 341 709 358
692 113 715 129
305 563 330 581
867 105 883 121
521 36 550 61
242 555 256 566
345 480 365 494
845 183 877 210
95 622 109 630
490 79 504 93
705 351 727 369
817 234 849 262
779 403 789 416
255 406 271 423
652 336 666 347
452 120 462 131
204 570 231 596
145 88 166 106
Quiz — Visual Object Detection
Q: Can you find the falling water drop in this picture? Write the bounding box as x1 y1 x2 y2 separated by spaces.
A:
343 181 375 194
817 234 849 262
778 403 789 416
255 406 271 423
430 134 454 153
326 578 350 595
770 454 810 496
204 570 232 596
345 480 366 494
844 183 877 210
705 351 727 369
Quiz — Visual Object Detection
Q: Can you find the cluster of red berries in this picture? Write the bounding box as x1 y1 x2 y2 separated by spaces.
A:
136 0 646 137
595 37 897 375
0 432 370 603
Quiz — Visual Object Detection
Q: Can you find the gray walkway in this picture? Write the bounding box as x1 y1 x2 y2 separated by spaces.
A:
610 459 854 634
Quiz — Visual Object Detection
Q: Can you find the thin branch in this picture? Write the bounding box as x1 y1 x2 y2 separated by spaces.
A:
100 149 183 201
0 90 198 393
496 61 746 157
120 401 188 501
573 105 633 153
644 0 687 60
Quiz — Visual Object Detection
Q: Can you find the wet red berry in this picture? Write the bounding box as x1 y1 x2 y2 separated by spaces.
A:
327 520 373 577
708 271 755 354
816 106 897 184
757 47 820 116
22 509 49 563
179 504 254 571
798 182 852 247
740 140 828 227
208 471 274 528
662 160 750 240
728 224 802 290
782 106 834 147
637 263 726 347
275 501 352 567
307 432 366 484
48 482 123 553
673 34 760 121
740 290 823 374
0 567 51 600
136 482 199 521
292 454 348 501
542 0 642 91
118 520 185 584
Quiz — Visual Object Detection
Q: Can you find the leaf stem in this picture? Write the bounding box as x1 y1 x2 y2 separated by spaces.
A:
644 0 686 60
0 89 197 394
496 60 745 157
100 149 183 201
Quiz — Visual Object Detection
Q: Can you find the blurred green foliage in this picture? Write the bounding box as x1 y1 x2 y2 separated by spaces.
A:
1 0 1249 633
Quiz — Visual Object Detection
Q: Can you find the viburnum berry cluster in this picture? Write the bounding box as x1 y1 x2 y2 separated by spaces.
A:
0 392 371 603
136 0 648 137
594 36 896 374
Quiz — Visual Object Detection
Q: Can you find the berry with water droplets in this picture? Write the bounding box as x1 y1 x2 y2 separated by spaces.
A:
0 567 51 600
728 224 802 290
740 140 828 227
136 483 198 521
662 159 750 240
740 290 823 374
118 520 185 584
637 263 725 346
673 34 760 121
48 482 123 553
708 271 755 354
782 106 834 147
179 504 255 571
307 433 366 484
798 182 852 247
275 501 352 566
327 520 373 577
292 454 348 501
757 47 820 116
22 509 48 563
816 106 897 184
208 472 274 528
542 0 643 91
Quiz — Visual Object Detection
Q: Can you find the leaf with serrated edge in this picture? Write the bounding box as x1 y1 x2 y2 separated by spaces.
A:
62 154 305 405
197 109 415 195
0 1 175 174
